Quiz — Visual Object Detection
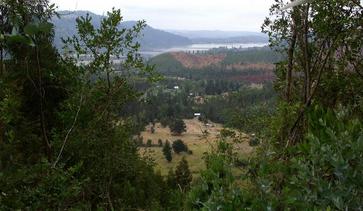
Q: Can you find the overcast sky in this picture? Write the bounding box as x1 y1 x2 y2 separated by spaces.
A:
50 0 275 31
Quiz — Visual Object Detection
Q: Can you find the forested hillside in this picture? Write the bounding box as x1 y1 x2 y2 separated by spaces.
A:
150 47 282 83
0 0 362 210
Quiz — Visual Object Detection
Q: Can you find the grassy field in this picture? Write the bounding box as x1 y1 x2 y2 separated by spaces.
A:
139 118 254 176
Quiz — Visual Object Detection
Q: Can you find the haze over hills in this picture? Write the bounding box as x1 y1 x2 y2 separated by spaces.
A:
167 30 268 43
167 30 266 39
190 36 268 44
53 11 192 50
53 11 268 51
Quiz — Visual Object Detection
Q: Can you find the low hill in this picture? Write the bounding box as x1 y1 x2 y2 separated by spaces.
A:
149 48 282 83
53 11 192 50
170 52 226 69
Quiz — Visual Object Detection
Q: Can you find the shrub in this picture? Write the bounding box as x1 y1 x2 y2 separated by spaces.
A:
172 139 188 154
248 137 260 146
175 157 192 191
169 119 186 135
146 139 152 147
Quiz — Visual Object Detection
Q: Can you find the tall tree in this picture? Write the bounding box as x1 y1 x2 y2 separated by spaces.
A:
163 140 173 162
262 0 363 146
0 0 66 164
175 157 192 191
0 3 168 210
172 139 188 154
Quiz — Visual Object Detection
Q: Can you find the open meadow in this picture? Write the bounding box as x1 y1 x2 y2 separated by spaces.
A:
139 118 254 176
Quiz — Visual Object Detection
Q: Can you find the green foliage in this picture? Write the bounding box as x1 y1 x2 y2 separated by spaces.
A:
185 1 363 209
172 139 189 154
175 157 193 192
167 168 177 189
186 107 363 210
158 139 163 147
0 3 174 210
0 162 86 210
1 0 361 210
146 139 152 147
222 47 283 64
186 136 247 210
249 107 363 209
150 49 282 82
163 140 173 162
170 118 187 135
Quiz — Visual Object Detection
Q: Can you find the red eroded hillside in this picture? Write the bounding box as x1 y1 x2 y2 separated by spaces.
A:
170 52 226 69
164 52 276 83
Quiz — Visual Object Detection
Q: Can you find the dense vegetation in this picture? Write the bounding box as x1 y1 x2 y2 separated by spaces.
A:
123 77 276 136
0 0 362 210
185 0 363 209
150 48 282 82
0 2 179 209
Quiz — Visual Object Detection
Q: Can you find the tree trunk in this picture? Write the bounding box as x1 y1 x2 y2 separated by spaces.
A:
287 18 297 102
36 47 52 161
304 5 311 101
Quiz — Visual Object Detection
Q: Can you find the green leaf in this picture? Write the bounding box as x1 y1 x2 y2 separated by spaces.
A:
38 22 53 33
6 35 28 44
24 23 39 36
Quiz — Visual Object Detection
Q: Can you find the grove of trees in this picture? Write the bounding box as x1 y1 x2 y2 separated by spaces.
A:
0 2 179 209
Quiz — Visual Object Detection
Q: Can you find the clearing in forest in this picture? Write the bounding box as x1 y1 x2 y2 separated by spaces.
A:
139 118 254 176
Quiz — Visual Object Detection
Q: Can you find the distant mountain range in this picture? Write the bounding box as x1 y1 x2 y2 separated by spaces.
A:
167 30 267 39
190 36 268 44
52 11 192 50
52 11 268 51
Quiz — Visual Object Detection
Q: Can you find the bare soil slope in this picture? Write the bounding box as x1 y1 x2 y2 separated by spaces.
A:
170 52 226 69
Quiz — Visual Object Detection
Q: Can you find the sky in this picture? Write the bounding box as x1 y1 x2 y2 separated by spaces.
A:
50 0 275 31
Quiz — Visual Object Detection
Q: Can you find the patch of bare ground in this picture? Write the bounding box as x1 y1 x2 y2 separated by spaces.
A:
170 52 226 69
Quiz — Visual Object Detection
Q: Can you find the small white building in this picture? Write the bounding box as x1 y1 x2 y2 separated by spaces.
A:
174 86 179 90
194 113 201 117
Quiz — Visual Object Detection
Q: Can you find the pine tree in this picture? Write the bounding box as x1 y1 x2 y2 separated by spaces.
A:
146 139 152 147
172 139 188 154
175 157 192 191
166 168 177 189
158 139 163 147
162 140 172 162
169 118 186 135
